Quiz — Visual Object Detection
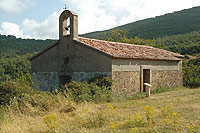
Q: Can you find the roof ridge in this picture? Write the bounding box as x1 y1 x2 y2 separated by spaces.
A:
77 37 154 48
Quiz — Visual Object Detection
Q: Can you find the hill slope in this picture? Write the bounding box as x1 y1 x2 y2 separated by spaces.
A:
82 6 200 39
155 30 200 55
0 35 54 57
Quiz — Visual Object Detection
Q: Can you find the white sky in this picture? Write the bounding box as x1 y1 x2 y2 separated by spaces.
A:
0 0 200 39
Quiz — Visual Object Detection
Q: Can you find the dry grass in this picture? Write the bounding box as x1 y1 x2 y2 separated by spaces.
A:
0 88 200 133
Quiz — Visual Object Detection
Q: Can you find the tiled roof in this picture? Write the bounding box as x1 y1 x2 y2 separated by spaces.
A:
76 37 183 61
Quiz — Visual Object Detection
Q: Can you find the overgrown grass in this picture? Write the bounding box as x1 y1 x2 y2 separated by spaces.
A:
0 79 199 132
0 79 74 117
151 86 186 94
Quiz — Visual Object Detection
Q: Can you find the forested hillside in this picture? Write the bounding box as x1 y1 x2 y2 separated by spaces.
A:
82 6 200 39
155 31 200 55
0 35 54 57
0 34 54 81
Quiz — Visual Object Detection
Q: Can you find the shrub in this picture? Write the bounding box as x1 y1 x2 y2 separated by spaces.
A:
119 113 146 129
0 79 73 115
0 79 31 106
58 81 113 103
183 59 200 88
185 124 199 133
43 113 59 131
162 112 181 131
82 113 106 129
160 105 173 118
109 122 120 132
143 106 156 125
88 75 112 88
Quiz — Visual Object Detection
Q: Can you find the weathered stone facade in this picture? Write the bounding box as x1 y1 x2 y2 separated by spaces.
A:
151 70 183 90
31 72 59 91
112 71 140 96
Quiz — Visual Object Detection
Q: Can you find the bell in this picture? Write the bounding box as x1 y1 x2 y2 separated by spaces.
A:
65 27 69 31
65 25 70 31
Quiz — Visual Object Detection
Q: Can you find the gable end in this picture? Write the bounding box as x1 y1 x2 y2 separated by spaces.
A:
29 40 59 61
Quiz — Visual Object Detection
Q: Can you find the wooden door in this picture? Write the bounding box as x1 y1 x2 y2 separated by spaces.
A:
143 69 150 92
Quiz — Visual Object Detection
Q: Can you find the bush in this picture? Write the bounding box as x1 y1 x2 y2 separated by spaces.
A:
43 113 59 131
82 113 106 129
88 75 112 88
0 79 31 106
183 59 200 88
0 79 73 115
58 81 113 103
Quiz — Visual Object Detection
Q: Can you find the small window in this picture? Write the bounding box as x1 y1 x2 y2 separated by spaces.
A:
64 57 69 65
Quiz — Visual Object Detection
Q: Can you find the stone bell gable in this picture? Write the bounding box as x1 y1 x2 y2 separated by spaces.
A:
59 10 78 39
30 10 183 95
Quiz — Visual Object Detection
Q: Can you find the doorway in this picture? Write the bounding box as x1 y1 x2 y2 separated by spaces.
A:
59 75 72 86
143 69 150 92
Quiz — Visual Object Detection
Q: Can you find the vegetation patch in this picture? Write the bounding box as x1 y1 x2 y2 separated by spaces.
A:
0 82 199 132
58 76 113 103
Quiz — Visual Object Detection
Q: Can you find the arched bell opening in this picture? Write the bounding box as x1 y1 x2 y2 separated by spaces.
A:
63 17 70 36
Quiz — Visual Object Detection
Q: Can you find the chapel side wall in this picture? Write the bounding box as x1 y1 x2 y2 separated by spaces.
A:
112 59 182 96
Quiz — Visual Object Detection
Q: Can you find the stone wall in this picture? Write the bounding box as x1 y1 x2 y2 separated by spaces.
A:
32 72 111 91
32 72 59 91
112 71 140 96
151 70 183 90
71 72 111 82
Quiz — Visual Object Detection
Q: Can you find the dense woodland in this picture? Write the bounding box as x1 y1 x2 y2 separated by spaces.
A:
82 6 200 39
0 35 53 57
0 6 200 88
0 35 54 83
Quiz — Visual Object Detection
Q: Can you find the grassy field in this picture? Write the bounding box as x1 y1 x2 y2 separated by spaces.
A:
0 87 200 133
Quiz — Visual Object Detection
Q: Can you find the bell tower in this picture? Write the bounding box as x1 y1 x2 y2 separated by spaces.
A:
59 10 78 39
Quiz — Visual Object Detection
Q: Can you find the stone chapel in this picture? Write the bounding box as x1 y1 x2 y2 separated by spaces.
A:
30 10 183 95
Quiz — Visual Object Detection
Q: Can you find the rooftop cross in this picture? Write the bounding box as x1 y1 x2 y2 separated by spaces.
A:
63 4 67 10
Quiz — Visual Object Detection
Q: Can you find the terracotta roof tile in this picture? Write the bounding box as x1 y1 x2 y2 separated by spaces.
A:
76 37 183 61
